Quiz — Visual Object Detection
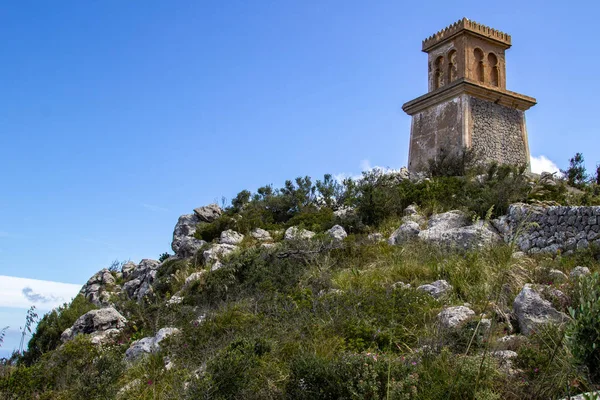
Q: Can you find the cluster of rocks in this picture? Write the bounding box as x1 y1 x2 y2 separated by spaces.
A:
61 307 127 345
171 204 222 258
80 268 117 306
495 203 600 254
389 207 501 250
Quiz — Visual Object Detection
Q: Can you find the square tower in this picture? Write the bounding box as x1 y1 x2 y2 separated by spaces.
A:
402 18 536 172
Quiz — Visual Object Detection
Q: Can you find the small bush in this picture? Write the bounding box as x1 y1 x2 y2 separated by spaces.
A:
567 272 600 382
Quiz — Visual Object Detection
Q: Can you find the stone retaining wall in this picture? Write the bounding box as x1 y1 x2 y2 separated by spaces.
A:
496 203 600 254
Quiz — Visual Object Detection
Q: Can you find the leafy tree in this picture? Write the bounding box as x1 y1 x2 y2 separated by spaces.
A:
562 152 588 188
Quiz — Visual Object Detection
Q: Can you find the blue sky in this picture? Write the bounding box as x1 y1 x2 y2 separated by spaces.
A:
1 1 598 355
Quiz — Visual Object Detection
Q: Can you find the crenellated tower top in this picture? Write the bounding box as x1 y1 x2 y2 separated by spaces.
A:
422 18 511 52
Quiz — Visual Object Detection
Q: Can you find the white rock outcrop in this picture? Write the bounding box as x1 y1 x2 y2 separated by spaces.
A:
284 226 315 241
220 229 244 245
61 307 127 345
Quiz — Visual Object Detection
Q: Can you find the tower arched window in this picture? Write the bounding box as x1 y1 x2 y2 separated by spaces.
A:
447 50 457 84
474 48 485 83
488 52 499 86
434 56 444 90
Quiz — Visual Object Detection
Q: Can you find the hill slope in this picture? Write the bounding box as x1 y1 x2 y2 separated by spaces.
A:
2 167 600 399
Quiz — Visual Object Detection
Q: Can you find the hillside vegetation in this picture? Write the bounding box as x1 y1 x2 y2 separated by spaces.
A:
2 160 600 399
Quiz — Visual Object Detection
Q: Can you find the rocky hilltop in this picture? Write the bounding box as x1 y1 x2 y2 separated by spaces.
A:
2 167 600 399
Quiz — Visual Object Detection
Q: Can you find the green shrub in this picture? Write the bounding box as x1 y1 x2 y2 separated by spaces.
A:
567 272 600 382
21 295 97 365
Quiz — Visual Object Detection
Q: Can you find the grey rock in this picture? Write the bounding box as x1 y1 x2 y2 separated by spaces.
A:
203 243 237 264
284 226 315 241
404 204 419 216
125 327 180 361
427 210 469 230
513 284 569 335
388 221 420 245
437 306 475 329
418 221 501 250
176 237 207 258
570 266 591 279
61 307 127 344
172 213 202 257
183 271 205 289
417 280 452 299
220 229 244 245
79 268 117 307
193 204 222 223
121 262 136 279
548 269 568 283
327 225 347 242
251 228 272 242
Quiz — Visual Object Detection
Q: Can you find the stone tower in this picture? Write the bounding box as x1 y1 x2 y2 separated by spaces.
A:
402 18 536 172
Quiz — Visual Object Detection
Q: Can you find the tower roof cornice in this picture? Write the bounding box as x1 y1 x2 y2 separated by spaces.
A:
422 17 512 52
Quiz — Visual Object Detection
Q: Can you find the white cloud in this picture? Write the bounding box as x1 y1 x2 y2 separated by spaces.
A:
142 203 169 212
0 276 81 311
530 155 560 175
335 159 403 183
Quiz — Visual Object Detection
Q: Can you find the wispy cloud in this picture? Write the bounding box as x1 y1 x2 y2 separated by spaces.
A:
22 287 59 304
141 203 169 212
530 155 560 175
0 276 81 310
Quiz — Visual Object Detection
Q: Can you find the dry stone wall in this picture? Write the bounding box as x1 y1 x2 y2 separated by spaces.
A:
497 203 600 254
470 97 527 167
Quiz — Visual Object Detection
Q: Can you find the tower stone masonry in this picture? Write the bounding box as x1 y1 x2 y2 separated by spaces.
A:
402 18 536 172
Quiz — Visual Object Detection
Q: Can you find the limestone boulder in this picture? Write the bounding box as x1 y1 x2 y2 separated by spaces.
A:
327 225 347 242
417 280 452 299
427 210 469 230
172 213 207 258
418 220 501 250
251 228 272 242
61 307 127 345
388 221 420 245
220 229 244 245
284 226 315 241
437 306 475 329
513 284 569 335
125 327 180 361
193 204 222 223
203 243 237 264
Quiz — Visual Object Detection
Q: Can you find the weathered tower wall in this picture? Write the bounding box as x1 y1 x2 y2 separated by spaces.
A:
402 18 536 173
408 94 529 170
